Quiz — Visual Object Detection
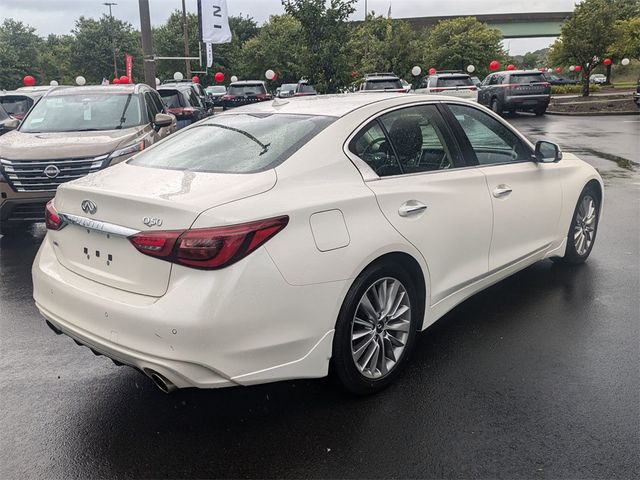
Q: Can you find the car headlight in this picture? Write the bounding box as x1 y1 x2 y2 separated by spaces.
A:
110 141 145 160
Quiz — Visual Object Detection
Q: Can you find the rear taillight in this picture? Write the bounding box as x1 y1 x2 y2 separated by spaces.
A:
128 216 289 270
45 200 65 231
469 86 478 91
256 94 272 100
167 107 197 117
222 95 235 101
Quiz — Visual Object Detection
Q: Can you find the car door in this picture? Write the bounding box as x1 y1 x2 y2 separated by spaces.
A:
349 103 493 304
444 103 562 271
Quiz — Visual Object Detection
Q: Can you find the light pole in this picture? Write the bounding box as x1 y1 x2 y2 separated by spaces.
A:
103 2 118 78
182 0 192 77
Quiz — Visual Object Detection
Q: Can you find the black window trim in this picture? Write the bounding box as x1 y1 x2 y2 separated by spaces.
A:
439 101 536 168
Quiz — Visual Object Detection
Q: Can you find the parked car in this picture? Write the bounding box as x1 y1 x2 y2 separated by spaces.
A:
400 79 412 93
0 104 18 136
33 94 603 395
0 84 175 235
542 73 578 85
414 72 478 101
470 76 482 88
162 80 213 112
589 74 607 84
358 73 406 93
0 89 47 120
158 84 208 129
221 81 272 110
278 80 318 98
205 85 227 107
478 70 551 115
634 80 640 108
277 83 298 98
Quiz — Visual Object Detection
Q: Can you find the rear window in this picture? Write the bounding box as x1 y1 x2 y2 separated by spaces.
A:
159 90 184 108
207 86 226 94
364 79 402 90
437 76 473 87
0 96 34 116
228 84 267 96
298 84 317 94
129 113 335 174
510 74 545 84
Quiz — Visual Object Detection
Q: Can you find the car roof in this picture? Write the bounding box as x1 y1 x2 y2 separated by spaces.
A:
0 90 46 100
494 70 544 75
158 84 193 91
230 80 266 85
430 72 470 77
220 93 459 118
43 85 149 97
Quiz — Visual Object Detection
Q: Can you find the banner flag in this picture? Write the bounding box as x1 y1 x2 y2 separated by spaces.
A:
200 0 232 44
125 54 133 81
206 43 213 68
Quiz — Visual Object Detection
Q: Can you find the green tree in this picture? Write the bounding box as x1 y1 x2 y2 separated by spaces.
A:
39 34 77 85
420 17 505 78
72 15 142 83
282 0 357 93
238 15 304 83
346 15 421 80
549 0 639 95
0 19 43 89
610 17 640 61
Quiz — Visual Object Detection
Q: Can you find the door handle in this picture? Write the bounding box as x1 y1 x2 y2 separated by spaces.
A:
492 185 513 198
398 201 428 217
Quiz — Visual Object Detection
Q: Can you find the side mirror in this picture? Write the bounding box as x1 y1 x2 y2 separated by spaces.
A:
154 113 173 128
535 140 562 163
4 118 20 130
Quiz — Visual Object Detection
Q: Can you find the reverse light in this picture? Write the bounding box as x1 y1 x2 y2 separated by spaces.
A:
128 216 289 270
45 200 65 231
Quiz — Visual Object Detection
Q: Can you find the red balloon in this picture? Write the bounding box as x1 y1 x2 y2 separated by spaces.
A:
489 60 501 71
112 78 120 84
272 73 278 81
351 70 360 78
214 72 225 83
555 67 562 73
603 58 612 66
192 75 200 84
574 65 582 73
428 67 437 75
506 64 516 71
23 75 36 86
119 75 130 84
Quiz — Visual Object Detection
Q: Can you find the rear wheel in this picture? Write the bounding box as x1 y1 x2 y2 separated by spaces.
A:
553 186 600 265
534 106 547 116
491 97 502 115
332 261 419 395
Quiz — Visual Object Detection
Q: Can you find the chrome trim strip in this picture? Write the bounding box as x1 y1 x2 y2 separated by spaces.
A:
59 213 140 237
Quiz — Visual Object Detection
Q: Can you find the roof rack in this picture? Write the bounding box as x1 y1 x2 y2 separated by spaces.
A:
364 72 398 78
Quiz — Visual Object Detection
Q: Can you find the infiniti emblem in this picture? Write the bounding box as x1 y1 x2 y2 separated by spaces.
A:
81 200 97 215
43 165 60 179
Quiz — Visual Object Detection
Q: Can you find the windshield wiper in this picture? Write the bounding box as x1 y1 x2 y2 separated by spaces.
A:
116 94 133 129
201 124 270 155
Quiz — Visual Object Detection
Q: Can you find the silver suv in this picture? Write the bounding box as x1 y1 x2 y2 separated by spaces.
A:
478 70 551 116
0 84 176 235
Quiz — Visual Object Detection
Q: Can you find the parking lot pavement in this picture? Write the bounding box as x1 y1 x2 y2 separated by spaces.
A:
1 115 638 479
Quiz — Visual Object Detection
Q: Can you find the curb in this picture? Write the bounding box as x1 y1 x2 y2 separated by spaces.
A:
546 110 640 116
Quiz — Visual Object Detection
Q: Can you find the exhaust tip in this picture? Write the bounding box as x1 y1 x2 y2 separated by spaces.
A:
147 371 177 394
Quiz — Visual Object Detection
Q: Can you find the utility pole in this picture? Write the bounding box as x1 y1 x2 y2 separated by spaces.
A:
181 0 192 77
364 0 368 20
138 0 156 88
103 2 118 78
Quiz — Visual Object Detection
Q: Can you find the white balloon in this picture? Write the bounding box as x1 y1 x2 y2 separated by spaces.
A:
49 80 59 86
265 69 276 80
411 66 422 76
466 64 475 73
230 75 238 83
569 65 575 72
155 77 160 86
621 58 630 66
75 76 86 86
173 71 184 81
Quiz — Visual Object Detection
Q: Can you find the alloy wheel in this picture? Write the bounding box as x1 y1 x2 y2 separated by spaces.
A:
351 277 411 379
574 194 597 256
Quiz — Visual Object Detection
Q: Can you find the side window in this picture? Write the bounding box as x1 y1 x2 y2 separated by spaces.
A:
150 91 166 114
379 105 459 173
448 104 532 165
144 92 159 122
349 120 402 177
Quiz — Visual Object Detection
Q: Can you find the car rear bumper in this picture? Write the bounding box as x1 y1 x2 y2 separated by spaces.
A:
504 94 550 108
32 235 343 389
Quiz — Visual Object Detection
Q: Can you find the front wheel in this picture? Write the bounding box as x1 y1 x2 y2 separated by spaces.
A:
332 262 419 395
553 187 600 265
491 97 502 115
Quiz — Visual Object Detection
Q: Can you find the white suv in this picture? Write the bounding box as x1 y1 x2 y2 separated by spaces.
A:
414 72 478 101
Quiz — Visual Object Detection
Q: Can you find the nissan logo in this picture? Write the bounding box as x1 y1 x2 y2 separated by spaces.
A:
81 200 97 215
43 165 60 179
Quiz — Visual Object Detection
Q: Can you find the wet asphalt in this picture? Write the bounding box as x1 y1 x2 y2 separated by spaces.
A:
0 114 638 479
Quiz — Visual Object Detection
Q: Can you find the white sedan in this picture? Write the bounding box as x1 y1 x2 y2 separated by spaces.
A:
32 94 603 394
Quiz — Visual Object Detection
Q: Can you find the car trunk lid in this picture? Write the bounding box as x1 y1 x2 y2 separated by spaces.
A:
49 163 276 296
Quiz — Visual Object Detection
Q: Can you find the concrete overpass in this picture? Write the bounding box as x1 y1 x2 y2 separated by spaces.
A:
401 12 572 39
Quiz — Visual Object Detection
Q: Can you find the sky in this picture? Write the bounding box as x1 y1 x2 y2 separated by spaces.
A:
0 0 578 55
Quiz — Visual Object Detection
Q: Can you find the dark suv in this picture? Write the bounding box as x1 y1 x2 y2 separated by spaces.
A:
478 70 551 116
358 73 405 93
221 81 272 110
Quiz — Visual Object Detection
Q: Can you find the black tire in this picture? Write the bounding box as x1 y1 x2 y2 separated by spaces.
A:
332 261 420 395
491 97 502 115
552 185 601 265
534 106 547 116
